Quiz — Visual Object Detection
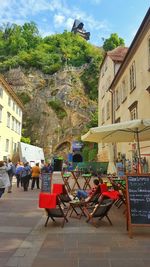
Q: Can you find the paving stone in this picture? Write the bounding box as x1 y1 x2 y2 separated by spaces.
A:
1 173 150 267
110 259 146 267
79 259 110 267
32 258 77 267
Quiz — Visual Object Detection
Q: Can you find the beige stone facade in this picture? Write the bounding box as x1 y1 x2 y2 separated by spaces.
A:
98 47 128 162
0 75 23 160
98 8 150 172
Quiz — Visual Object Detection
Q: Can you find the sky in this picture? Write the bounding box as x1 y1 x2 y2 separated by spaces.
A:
0 0 149 47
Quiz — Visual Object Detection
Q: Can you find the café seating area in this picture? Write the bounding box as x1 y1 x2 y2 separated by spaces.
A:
39 171 126 228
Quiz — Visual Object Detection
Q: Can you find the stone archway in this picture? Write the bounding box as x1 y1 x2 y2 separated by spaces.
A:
72 153 83 163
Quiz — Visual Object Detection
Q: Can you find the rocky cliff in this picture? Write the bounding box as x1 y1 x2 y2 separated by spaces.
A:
4 66 97 159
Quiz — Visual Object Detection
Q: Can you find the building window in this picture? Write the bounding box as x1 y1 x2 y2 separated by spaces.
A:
7 112 11 128
115 88 120 110
0 105 3 122
106 100 110 120
12 116 15 130
16 106 19 114
18 122 21 134
128 101 138 120
13 142 17 153
101 85 105 99
19 109 22 117
13 101 15 111
115 117 120 124
129 61 136 92
102 107 105 124
5 139 9 152
148 37 150 70
122 78 127 102
0 87 3 98
8 96 11 106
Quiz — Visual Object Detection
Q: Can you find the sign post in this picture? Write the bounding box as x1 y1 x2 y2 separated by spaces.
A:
41 173 52 193
126 174 150 238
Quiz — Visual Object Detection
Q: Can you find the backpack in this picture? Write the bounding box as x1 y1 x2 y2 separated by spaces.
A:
7 165 16 176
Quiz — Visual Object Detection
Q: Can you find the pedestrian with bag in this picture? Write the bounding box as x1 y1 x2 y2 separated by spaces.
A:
20 162 31 191
7 159 16 193
15 162 24 188
0 161 10 198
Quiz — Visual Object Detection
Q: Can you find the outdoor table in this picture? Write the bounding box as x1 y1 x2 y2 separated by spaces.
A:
61 172 72 192
68 199 85 219
82 173 92 190
71 171 82 191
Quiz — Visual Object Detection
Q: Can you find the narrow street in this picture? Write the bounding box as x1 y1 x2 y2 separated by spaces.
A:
0 173 150 267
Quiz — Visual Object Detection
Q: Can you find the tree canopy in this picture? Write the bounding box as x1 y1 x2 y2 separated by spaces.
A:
0 22 104 100
102 33 125 52
0 22 102 74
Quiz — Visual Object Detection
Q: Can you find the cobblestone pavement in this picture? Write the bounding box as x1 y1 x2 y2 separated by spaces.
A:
0 172 150 267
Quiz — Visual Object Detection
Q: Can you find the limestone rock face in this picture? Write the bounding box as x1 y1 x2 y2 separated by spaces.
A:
5 67 97 158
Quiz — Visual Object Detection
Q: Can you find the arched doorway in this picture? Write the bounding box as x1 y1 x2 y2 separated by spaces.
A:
72 153 83 163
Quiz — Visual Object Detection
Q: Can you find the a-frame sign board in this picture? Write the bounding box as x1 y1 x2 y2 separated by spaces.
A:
126 174 150 238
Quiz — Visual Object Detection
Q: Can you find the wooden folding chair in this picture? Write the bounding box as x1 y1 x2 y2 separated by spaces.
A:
39 192 69 227
83 196 115 227
53 183 73 207
44 195 69 227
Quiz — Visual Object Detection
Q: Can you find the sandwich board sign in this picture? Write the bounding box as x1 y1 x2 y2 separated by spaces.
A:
126 174 150 238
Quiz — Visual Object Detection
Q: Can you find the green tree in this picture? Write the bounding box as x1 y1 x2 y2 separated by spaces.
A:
103 33 125 52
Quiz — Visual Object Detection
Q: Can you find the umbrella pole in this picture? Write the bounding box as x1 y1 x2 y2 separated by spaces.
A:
136 131 142 174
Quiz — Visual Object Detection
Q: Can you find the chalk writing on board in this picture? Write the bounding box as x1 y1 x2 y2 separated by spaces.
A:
41 173 51 192
127 176 150 224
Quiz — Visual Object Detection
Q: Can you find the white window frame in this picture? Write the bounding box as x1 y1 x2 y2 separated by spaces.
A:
12 116 15 130
7 112 11 128
5 139 9 152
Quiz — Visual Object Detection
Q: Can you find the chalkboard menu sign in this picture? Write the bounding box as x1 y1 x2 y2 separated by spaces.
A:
126 175 150 237
41 173 52 193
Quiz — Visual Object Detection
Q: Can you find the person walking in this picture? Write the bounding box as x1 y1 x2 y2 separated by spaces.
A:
31 163 41 190
7 159 16 193
20 162 31 191
15 162 24 188
0 161 10 198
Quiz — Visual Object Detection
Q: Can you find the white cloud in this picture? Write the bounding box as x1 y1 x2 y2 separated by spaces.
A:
0 0 110 43
54 14 65 27
65 18 74 30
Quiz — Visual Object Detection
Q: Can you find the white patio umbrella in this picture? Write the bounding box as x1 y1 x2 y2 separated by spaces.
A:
81 119 150 172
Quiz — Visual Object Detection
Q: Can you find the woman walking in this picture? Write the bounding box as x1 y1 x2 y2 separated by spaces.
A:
0 161 10 198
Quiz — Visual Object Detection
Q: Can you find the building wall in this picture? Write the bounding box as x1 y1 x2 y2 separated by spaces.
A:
0 81 22 160
110 23 150 171
98 56 121 162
